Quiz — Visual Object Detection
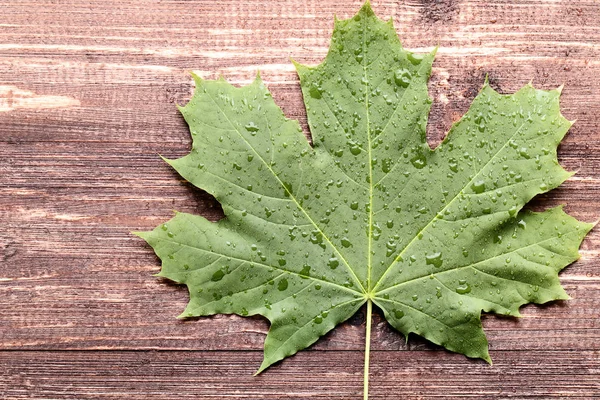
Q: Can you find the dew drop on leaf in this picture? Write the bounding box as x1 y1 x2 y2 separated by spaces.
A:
394 68 412 88
244 122 260 133
278 278 288 291
472 180 486 194
211 269 225 282
410 155 426 169
425 252 443 268
328 257 339 269
456 280 471 294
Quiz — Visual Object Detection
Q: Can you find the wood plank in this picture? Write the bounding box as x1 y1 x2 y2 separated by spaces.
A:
1 350 598 399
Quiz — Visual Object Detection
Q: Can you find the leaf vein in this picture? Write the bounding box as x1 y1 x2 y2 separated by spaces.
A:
377 230 580 294
373 119 530 291
203 89 366 293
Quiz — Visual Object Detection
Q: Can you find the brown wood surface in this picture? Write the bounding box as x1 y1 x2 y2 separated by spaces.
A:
1 0 599 398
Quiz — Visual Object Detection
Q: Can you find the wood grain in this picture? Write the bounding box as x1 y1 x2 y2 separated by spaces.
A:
1 0 600 398
1 350 599 399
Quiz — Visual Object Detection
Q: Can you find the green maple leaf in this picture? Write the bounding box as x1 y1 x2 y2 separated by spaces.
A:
136 2 591 397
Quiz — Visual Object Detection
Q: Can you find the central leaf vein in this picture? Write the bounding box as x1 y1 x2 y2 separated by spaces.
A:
363 13 374 293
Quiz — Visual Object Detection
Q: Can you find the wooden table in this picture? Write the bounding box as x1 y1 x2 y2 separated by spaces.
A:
1 0 599 398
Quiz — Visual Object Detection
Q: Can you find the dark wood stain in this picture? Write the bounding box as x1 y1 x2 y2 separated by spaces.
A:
1 0 599 398
417 0 459 23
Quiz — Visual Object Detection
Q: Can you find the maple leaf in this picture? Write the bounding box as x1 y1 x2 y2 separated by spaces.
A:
136 2 592 397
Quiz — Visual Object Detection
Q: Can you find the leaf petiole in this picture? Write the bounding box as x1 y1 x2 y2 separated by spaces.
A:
364 299 372 400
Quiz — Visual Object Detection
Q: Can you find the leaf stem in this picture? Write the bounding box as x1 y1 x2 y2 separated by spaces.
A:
363 299 372 400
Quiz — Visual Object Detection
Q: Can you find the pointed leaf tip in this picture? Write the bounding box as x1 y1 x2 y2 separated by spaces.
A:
189 71 203 88
255 359 270 375
291 58 309 75
359 0 374 16
131 231 147 239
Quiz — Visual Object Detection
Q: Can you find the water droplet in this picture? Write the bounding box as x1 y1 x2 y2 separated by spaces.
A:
456 282 471 294
300 265 311 278
211 269 225 282
410 155 426 169
349 143 362 155
309 85 323 99
328 257 339 269
394 68 412 88
394 309 405 319
381 158 392 173
339 237 352 248
519 147 531 159
472 180 486 194
448 158 458 173
244 122 259 133
425 252 443 268
407 52 423 66
278 278 288 291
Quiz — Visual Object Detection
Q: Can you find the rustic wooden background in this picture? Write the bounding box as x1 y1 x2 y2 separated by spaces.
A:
1 0 599 398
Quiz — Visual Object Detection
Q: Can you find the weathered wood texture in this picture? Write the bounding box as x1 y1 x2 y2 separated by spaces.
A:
1 0 599 398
